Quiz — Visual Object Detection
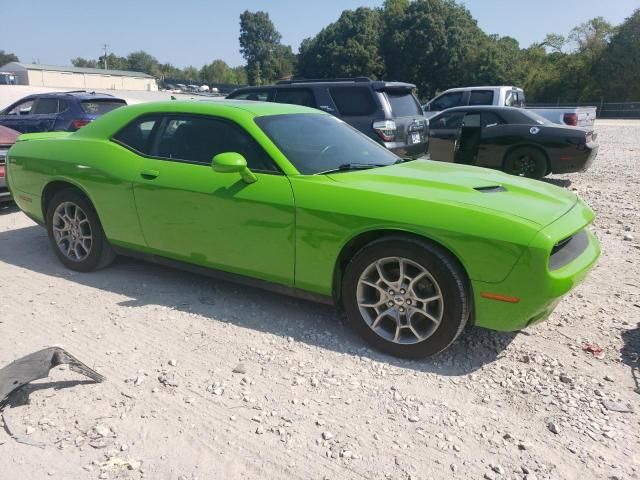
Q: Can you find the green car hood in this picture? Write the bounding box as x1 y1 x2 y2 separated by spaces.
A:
326 160 578 227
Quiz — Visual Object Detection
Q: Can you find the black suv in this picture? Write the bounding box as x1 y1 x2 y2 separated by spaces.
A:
227 78 428 158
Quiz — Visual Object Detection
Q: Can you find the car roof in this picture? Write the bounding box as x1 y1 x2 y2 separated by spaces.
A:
441 86 523 93
231 79 416 91
21 91 124 101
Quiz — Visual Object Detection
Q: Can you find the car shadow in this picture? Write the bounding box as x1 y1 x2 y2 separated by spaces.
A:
621 321 640 394
0 202 17 215
0 224 517 376
541 178 572 188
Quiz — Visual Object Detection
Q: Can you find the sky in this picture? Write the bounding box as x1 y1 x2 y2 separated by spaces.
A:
2 0 638 69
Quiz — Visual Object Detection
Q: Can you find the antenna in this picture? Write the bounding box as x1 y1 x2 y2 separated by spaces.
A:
102 44 109 70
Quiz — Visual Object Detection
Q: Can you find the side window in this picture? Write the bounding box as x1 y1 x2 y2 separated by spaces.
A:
58 99 70 113
462 113 481 127
328 87 376 116
431 92 464 111
32 98 59 115
432 112 465 129
6 99 34 115
155 115 277 172
113 116 160 155
274 88 316 108
231 90 271 101
481 112 503 127
469 90 494 106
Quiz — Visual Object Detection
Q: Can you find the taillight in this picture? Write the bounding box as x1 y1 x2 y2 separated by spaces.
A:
0 165 5 178
372 120 397 142
563 113 578 126
71 119 92 130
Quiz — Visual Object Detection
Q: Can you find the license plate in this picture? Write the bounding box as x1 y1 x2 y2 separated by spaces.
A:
410 132 421 144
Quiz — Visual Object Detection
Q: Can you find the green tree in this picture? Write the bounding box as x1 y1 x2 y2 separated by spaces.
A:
0 50 19 66
600 9 640 100
71 57 98 68
97 53 129 70
201 59 241 84
239 10 294 84
126 50 159 75
297 7 384 79
181 66 200 82
380 0 487 98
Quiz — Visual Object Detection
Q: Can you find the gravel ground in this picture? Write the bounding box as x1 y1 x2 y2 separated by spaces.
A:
0 119 638 480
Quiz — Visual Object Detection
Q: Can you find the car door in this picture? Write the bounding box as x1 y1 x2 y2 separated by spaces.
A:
475 111 508 168
122 113 296 286
455 112 482 165
29 97 60 132
427 111 465 162
0 98 36 133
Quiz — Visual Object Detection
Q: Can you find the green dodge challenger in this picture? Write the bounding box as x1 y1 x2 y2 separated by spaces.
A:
6 100 600 358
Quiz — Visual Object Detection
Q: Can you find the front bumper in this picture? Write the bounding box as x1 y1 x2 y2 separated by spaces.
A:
472 199 600 331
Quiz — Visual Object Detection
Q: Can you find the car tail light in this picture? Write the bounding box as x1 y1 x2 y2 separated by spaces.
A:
0 165 4 178
71 119 92 130
563 113 578 126
373 120 397 142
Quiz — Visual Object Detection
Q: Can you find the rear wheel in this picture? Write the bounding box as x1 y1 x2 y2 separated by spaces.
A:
46 189 115 272
342 237 470 358
503 147 548 179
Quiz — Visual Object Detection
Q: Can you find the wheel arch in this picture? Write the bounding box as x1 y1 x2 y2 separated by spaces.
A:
332 229 472 305
502 143 551 175
41 179 95 220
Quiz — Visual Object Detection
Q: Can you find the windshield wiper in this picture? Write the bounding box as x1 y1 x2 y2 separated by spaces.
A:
315 163 389 175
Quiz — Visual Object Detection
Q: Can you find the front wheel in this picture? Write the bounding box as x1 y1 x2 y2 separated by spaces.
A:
342 237 470 358
503 147 548 179
46 189 115 272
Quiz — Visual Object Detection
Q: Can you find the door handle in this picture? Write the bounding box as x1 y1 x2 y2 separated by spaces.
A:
140 169 159 180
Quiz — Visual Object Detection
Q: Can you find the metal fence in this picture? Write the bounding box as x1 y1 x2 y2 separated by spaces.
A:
528 101 640 119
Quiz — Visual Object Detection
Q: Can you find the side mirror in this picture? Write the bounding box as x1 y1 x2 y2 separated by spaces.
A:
19 108 31 115
212 152 257 184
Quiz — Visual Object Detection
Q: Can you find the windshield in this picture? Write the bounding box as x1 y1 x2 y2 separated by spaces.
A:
81 100 126 115
255 113 399 175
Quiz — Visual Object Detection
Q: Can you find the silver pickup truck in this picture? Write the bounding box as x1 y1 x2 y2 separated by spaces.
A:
422 86 597 129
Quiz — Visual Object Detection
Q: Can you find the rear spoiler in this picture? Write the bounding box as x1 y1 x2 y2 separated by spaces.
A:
373 81 416 93
17 132 72 142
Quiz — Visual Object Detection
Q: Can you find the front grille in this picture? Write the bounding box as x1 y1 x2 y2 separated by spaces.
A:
549 230 589 270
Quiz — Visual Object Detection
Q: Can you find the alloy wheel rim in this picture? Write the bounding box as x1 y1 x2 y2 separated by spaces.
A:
52 202 93 262
356 257 444 345
514 155 536 176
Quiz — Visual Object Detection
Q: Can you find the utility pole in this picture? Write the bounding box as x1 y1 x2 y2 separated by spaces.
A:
103 44 109 70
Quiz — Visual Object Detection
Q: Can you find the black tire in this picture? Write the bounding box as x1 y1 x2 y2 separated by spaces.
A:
45 189 115 272
503 147 548 179
341 236 470 358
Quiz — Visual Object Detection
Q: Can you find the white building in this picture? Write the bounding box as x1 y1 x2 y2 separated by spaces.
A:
0 62 158 91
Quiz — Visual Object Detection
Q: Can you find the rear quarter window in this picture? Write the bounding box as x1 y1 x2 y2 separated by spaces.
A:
112 116 160 155
329 87 376 116
81 100 127 115
469 90 494 106
386 92 422 117
274 88 316 108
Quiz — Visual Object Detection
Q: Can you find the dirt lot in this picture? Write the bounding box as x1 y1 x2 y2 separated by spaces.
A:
0 119 638 480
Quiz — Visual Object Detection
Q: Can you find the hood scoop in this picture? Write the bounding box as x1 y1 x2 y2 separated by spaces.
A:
474 185 507 193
